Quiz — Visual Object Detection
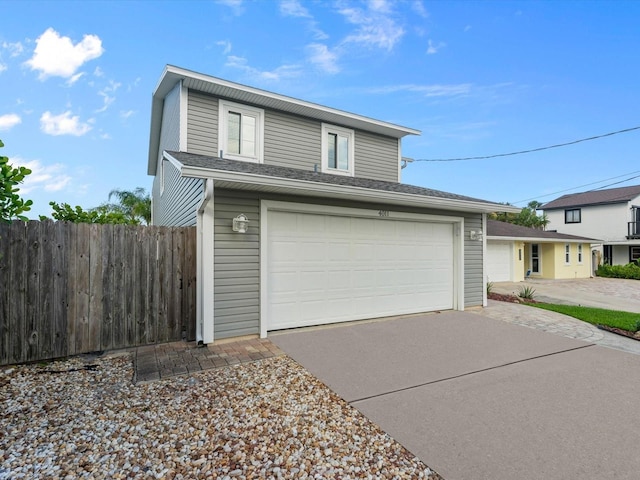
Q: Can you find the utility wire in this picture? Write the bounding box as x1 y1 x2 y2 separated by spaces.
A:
413 125 640 162
511 170 640 205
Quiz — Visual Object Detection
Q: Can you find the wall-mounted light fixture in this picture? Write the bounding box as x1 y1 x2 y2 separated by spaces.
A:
470 230 483 241
232 214 249 233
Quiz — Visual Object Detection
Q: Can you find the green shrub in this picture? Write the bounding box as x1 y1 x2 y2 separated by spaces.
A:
596 262 640 280
487 281 494 295
518 285 536 300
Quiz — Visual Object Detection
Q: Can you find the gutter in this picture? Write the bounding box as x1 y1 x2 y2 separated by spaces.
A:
176 162 520 215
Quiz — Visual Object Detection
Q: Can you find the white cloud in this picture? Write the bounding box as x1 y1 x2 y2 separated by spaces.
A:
427 39 446 55
217 0 244 15
94 66 104 77
216 40 232 55
40 111 93 136
120 110 136 119
96 80 121 113
367 83 473 98
279 0 311 18
338 3 405 51
225 55 302 81
412 0 429 18
306 44 340 74
66 72 85 86
0 113 21 130
25 28 104 80
2 41 24 57
11 157 72 194
0 63 6 74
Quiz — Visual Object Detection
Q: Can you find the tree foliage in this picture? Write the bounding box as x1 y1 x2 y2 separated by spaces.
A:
490 201 549 229
41 187 151 225
0 139 33 222
41 201 139 224
105 187 151 225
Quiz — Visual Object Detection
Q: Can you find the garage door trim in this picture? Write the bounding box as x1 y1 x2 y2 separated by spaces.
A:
260 200 465 337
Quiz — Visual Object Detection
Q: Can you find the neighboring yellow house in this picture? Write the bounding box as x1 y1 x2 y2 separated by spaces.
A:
486 220 600 282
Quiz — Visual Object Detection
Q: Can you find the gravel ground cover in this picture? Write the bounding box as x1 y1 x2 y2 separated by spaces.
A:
0 353 443 479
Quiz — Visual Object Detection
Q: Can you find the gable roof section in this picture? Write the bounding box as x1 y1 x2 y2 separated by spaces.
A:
542 184 640 210
165 151 520 214
487 219 599 243
149 65 420 175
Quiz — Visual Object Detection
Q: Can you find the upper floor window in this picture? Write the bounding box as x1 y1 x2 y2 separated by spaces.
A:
321 123 354 176
565 244 571 264
565 208 581 223
218 101 264 163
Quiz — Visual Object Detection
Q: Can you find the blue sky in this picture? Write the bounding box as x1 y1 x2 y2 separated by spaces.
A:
2 0 639 219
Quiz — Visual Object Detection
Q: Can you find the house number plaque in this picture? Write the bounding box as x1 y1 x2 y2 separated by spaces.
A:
378 210 390 217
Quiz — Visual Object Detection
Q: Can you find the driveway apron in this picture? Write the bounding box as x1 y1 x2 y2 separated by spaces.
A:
271 311 640 480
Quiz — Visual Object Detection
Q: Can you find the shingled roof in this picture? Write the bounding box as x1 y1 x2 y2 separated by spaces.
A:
165 151 519 213
542 184 640 210
487 219 599 242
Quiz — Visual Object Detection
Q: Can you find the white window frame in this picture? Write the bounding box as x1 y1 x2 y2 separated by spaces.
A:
218 100 264 163
321 123 355 177
577 244 583 264
564 244 571 264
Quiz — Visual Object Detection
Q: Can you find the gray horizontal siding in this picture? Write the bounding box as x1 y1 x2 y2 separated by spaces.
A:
214 191 261 339
184 88 401 181
153 83 205 226
354 130 399 181
264 110 320 170
154 160 203 227
187 91 218 156
210 189 485 339
463 213 484 307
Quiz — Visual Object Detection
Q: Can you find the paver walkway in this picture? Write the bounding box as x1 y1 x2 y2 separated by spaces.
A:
134 337 284 383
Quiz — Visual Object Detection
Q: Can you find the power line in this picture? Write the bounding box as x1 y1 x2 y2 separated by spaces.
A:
511 170 640 205
412 125 640 162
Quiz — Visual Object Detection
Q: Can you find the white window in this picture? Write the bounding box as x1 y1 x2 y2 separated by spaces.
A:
218 101 264 163
321 123 355 176
565 244 571 264
577 244 583 264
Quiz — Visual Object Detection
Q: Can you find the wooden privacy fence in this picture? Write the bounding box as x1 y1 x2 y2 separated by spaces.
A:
0 221 197 366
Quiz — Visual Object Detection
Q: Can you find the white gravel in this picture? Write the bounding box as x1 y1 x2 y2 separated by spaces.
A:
0 353 443 479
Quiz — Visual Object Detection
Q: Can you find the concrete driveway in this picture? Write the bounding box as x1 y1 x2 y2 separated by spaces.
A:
271 310 640 480
491 277 640 312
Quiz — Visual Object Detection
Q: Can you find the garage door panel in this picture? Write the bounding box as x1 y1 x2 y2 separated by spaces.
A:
267 210 455 331
487 242 512 282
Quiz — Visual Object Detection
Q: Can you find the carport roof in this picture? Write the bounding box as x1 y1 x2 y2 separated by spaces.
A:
487 219 600 243
165 151 520 214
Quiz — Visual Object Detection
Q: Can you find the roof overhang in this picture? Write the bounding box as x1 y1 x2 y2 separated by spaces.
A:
165 152 519 215
148 65 421 176
487 235 599 244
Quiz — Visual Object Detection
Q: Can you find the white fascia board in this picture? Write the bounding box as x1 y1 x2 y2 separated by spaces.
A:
487 235 597 244
174 161 518 215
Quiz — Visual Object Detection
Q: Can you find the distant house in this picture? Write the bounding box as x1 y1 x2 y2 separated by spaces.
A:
542 185 640 266
486 220 599 282
147 65 517 344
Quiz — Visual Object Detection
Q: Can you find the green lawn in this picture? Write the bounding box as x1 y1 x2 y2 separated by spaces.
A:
531 303 640 332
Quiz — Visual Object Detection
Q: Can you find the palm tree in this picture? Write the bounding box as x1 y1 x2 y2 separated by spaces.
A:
107 187 151 225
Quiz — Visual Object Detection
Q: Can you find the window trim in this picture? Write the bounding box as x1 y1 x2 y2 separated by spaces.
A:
530 243 541 274
564 208 581 224
577 244 583 264
321 123 355 177
564 244 571 264
218 100 264 164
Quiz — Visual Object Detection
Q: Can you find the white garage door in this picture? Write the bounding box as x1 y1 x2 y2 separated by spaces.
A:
267 209 455 331
486 242 512 282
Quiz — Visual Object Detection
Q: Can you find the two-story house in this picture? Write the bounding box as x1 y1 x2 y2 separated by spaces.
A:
542 185 640 266
147 65 518 345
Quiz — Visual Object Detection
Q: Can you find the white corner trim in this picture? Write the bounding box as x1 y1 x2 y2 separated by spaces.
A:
196 179 215 344
179 81 188 151
259 200 269 339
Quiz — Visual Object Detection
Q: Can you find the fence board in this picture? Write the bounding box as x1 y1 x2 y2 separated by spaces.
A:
0 222 196 366
52 221 67 358
25 222 41 363
0 222 10 365
101 224 114 351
